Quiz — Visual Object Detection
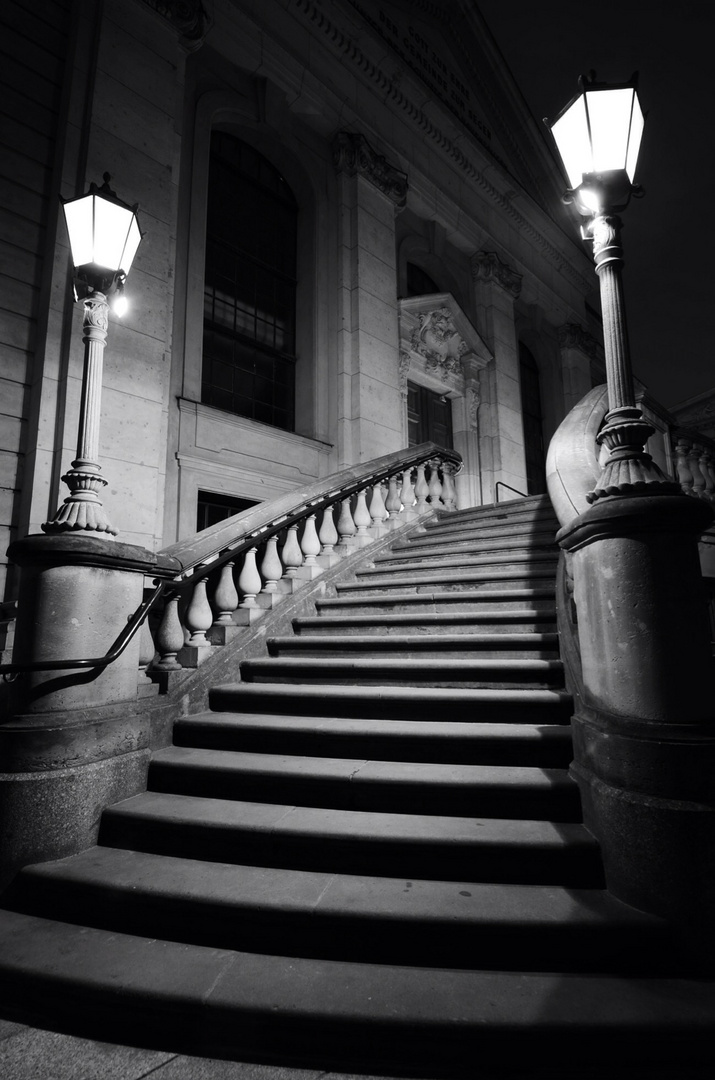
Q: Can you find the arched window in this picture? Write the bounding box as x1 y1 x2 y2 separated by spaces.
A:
202 132 298 431
519 343 546 495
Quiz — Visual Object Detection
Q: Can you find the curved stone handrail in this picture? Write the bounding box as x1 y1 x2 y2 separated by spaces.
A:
545 385 608 529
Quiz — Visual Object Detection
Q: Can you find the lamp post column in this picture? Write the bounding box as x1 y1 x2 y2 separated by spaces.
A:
586 211 679 502
42 290 117 536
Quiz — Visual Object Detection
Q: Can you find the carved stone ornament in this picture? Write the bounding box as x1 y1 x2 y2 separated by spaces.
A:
411 307 468 378
467 386 480 429
471 251 522 299
141 0 208 47
558 322 600 361
333 132 408 208
399 350 411 397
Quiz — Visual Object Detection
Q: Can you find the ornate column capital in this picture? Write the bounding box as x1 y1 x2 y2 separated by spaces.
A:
470 251 522 299
558 322 600 361
332 132 408 208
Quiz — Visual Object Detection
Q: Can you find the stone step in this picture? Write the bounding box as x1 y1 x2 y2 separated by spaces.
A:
208 682 573 722
267 632 560 659
173 713 574 767
336 567 558 594
316 588 557 615
2 911 710 1074
239 656 564 689
99 792 603 885
4 848 669 973
356 551 559 576
425 514 558 538
397 518 561 544
147 747 581 820
294 610 557 635
388 528 558 556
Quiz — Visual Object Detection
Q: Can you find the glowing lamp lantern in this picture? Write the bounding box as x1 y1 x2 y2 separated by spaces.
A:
61 172 141 302
547 75 645 213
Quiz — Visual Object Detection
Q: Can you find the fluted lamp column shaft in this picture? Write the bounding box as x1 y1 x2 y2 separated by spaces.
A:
42 291 117 535
586 213 678 503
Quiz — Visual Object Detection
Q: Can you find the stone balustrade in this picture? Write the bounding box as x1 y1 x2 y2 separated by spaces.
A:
146 446 460 676
672 429 715 503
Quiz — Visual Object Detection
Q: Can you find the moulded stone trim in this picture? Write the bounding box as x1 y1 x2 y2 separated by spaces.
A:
471 252 522 299
558 322 601 362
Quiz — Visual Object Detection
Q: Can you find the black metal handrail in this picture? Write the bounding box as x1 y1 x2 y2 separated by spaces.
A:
495 481 527 502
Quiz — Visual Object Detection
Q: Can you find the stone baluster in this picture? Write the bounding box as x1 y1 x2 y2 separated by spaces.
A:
213 561 238 624
238 548 261 608
336 497 358 553
317 503 340 568
701 451 715 501
674 437 694 496
385 474 402 528
184 575 213 647
352 488 373 547
414 463 430 514
368 481 388 536
427 459 444 508
280 524 304 578
260 536 283 593
441 462 458 511
399 468 417 521
138 607 156 671
154 594 184 671
297 513 324 580
301 514 321 566
688 443 707 498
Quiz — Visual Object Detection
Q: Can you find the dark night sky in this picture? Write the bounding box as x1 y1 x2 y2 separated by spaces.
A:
476 0 714 410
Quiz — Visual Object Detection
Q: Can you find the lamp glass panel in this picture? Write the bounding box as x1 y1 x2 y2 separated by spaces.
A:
585 88 635 174
62 196 95 267
550 94 591 189
93 197 134 269
118 215 141 273
625 96 645 181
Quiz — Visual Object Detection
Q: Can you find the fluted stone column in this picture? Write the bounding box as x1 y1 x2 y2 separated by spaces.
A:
471 252 526 502
333 133 407 465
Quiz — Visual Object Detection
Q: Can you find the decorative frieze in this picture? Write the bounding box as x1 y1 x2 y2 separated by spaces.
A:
141 0 208 47
398 292 491 397
467 386 480 430
471 252 522 299
332 132 408 207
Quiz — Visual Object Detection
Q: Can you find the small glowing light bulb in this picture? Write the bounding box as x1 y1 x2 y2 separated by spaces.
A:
112 294 129 318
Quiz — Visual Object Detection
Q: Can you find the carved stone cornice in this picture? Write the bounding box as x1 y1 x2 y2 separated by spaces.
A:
332 132 408 207
471 252 522 299
141 0 208 48
558 322 601 362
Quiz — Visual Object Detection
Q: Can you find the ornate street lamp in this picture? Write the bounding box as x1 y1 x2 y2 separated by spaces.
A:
43 174 142 535
546 73 678 501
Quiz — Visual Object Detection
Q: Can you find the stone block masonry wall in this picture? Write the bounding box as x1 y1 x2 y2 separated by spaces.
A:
0 0 72 600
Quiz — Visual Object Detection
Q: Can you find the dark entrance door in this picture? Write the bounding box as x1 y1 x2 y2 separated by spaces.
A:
407 382 454 449
519 343 546 495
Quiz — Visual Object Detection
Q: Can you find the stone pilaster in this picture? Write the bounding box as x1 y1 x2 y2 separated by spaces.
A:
333 133 407 465
471 251 525 502
558 323 601 412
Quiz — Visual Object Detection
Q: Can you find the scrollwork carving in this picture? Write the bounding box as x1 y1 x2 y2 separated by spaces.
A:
410 307 468 378
332 132 408 207
471 251 522 298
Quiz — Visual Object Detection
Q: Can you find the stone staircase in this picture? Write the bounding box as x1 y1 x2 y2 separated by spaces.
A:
1 494 713 1075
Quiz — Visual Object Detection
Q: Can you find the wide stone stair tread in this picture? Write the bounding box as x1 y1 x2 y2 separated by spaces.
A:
315 587 557 613
355 551 559 575
239 655 564 688
1 911 711 1074
147 746 580 819
4 847 669 971
379 536 558 560
394 523 559 548
267 631 559 658
99 791 603 885
174 712 574 766
208 682 574 721
336 567 559 592
294 610 557 635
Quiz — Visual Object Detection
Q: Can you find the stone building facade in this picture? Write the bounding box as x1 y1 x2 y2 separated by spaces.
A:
0 0 608 602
